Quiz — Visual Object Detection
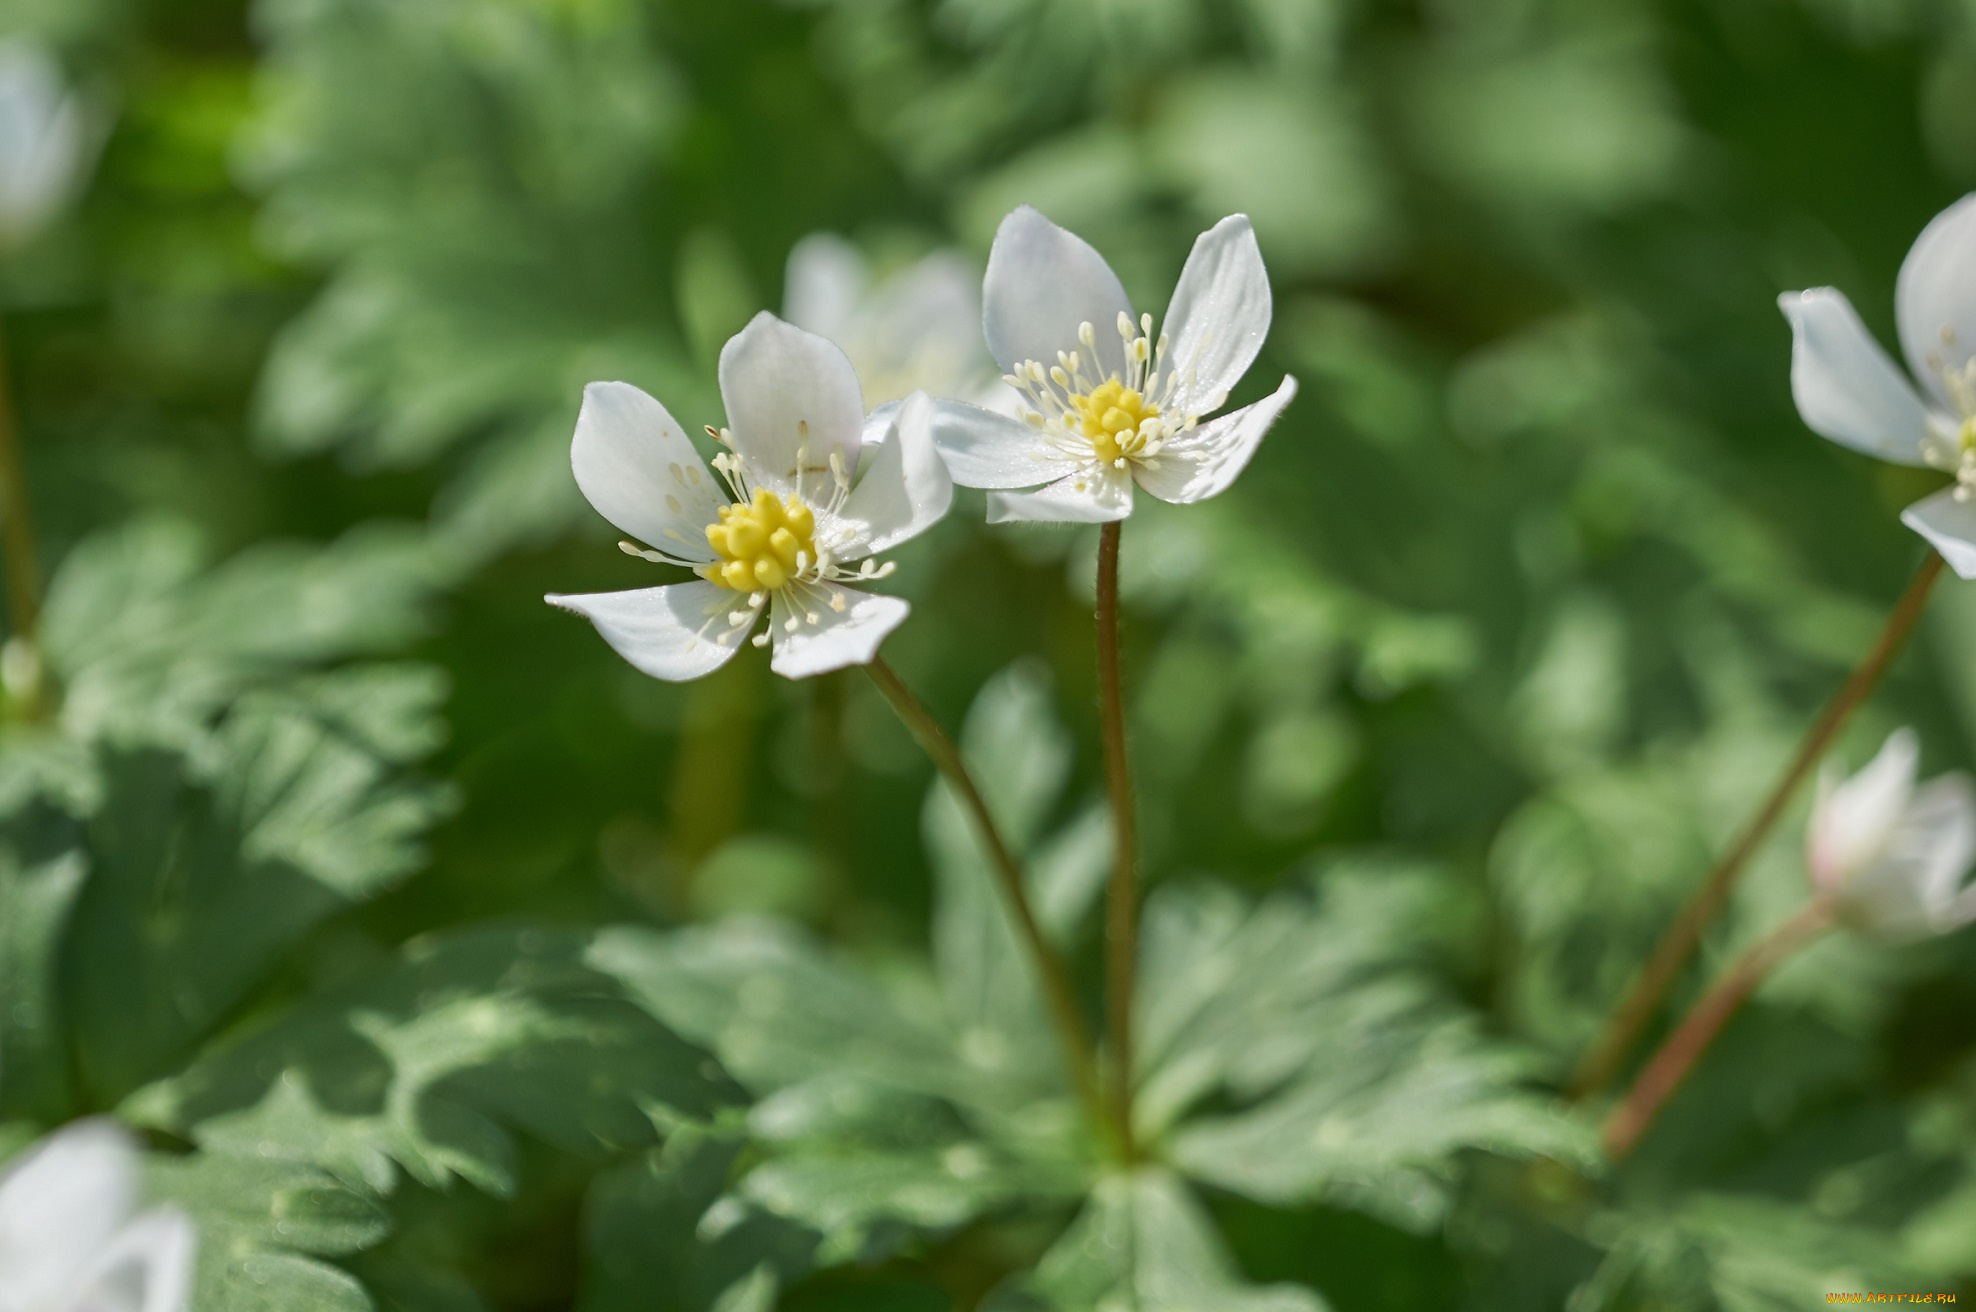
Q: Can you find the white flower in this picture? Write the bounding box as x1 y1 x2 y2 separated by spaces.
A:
783 233 1003 411
1778 193 1976 577
0 41 95 250
1806 728 1976 940
547 312 952 681
0 1119 196 1312
929 206 1298 523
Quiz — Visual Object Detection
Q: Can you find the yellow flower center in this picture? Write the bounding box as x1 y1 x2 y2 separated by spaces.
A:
700 487 818 592
1072 377 1161 466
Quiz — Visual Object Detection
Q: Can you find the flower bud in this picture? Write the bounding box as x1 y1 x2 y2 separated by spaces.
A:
1807 728 1976 939
0 40 97 250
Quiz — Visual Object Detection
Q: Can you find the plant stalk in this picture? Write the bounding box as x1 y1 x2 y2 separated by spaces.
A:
0 314 39 648
864 656 1111 1142
1569 550 1945 1100
1096 521 1139 1161
0 313 45 722
1601 897 1836 1160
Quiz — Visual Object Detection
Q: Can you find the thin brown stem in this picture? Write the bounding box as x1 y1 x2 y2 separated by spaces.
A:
0 314 39 646
1569 550 1945 1100
863 657 1112 1143
1096 521 1139 1161
0 313 46 722
1602 897 1836 1160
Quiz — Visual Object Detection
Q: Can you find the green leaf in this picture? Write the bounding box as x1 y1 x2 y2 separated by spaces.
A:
926 662 1107 1105
1575 1194 1939 1312
65 675 455 1099
1170 1024 1585 1232
1136 871 1587 1230
0 732 115 1119
41 518 443 751
741 1075 1081 1263
582 1124 817 1312
148 1150 390 1312
130 925 739 1198
590 921 961 1103
985 1168 1328 1312
591 923 1087 1260
0 839 86 1119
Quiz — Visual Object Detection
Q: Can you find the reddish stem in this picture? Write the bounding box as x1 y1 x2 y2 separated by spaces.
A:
1096 521 1139 1161
1570 551 1945 1100
1602 897 1836 1160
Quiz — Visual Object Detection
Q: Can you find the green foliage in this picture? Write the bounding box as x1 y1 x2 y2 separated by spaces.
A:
66 673 454 1100
136 925 741 1196
39 518 441 750
582 1125 818 1312
986 1170 1326 1312
587 669 1573 1305
3 0 1976 1306
0 515 453 1120
149 1152 390 1312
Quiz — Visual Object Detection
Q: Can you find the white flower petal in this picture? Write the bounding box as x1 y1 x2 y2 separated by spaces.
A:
1897 192 1976 413
1900 487 1976 578
852 252 988 407
836 392 952 556
986 468 1134 524
570 381 723 559
859 400 900 451
1841 780 1976 941
983 206 1134 379
1132 375 1297 505
1778 290 1937 467
718 312 865 498
67 1209 198 1312
0 42 90 245
769 584 909 679
789 238 992 408
1900 774 1976 926
1162 214 1272 417
1807 728 1918 896
783 233 866 346
546 582 758 683
1842 850 1944 940
0 1119 139 1306
929 399 1082 490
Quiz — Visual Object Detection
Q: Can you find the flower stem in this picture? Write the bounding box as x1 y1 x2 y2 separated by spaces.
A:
863 656 1111 1141
0 316 37 639
1569 549 1945 1101
0 313 45 719
1096 521 1139 1161
1601 897 1836 1161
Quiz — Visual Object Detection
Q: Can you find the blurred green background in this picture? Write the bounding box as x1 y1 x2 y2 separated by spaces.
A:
10 0 1976 1307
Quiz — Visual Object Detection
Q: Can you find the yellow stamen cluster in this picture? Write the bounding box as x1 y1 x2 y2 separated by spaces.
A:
700 487 817 592
1072 377 1162 467
1006 314 1185 473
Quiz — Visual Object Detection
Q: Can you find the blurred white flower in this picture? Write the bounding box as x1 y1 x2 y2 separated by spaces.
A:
930 206 1297 523
1806 727 1976 940
548 312 951 681
783 233 1002 411
1778 193 1976 577
0 40 95 250
0 1119 196 1312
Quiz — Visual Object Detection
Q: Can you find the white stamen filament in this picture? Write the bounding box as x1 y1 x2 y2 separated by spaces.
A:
619 431 904 657
1004 314 1196 474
